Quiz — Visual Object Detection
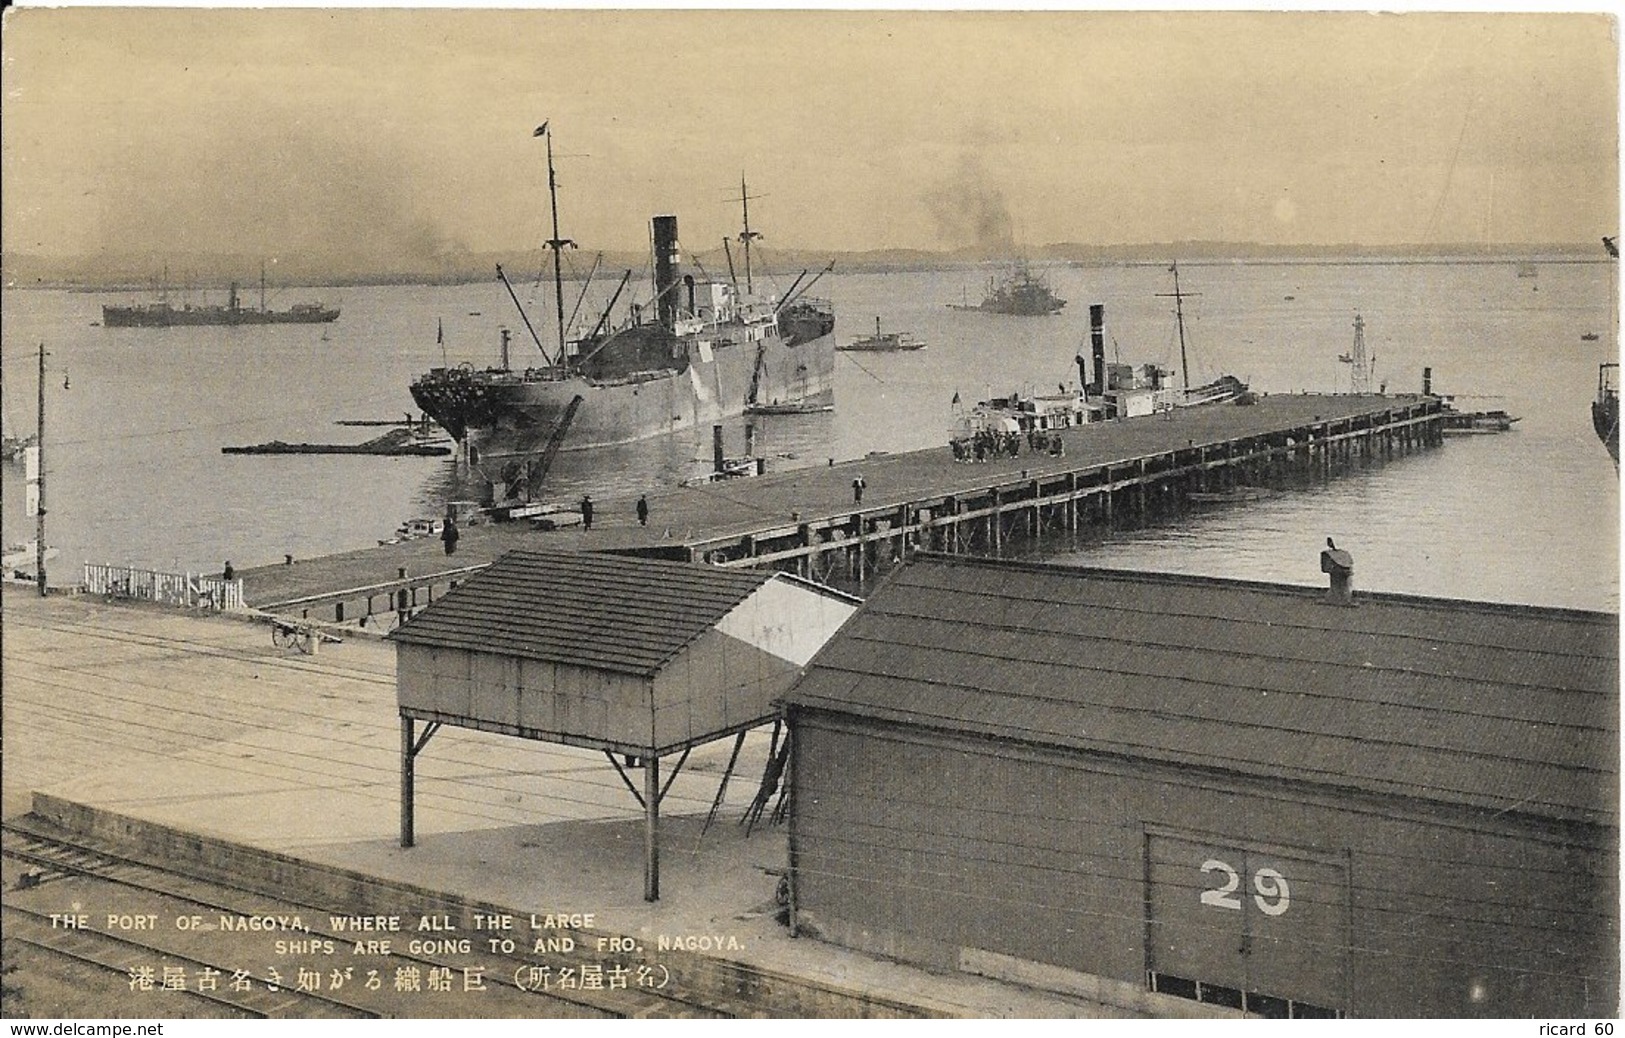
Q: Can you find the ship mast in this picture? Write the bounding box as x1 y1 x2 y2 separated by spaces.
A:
1157 262 1195 394
738 174 761 296
537 122 574 366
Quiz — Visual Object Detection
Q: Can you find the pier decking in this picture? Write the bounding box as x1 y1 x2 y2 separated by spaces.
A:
241 394 1442 621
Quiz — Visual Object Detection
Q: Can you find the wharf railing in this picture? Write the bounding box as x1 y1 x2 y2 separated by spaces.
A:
83 563 245 611
253 563 488 629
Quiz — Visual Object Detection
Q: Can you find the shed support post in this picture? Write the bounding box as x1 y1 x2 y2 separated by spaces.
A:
990 488 1002 557
400 716 415 849
644 753 661 902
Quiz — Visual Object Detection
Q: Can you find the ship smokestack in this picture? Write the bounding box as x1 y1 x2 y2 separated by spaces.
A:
1320 538 1355 606
1423 366 1433 396
1089 304 1106 396
652 215 681 330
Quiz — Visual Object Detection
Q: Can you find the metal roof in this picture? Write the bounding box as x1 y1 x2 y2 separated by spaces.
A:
390 549 784 677
784 554 1620 827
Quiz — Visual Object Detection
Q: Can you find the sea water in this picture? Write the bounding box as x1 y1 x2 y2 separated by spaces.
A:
1 258 1615 611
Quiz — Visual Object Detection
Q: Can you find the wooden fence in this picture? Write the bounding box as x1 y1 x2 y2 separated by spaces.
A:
83 563 245 611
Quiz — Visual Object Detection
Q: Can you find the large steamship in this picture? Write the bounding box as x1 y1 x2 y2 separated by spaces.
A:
102 270 339 328
411 130 836 455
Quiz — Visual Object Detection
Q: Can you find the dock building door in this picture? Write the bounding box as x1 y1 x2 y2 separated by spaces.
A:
1145 830 1349 1017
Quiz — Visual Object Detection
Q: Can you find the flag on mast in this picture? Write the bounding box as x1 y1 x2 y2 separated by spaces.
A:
533 121 550 137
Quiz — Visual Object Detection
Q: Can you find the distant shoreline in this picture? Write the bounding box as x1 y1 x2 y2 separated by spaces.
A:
3 245 1609 293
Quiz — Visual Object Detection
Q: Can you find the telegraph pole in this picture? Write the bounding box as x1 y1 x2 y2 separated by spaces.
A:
35 342 47 596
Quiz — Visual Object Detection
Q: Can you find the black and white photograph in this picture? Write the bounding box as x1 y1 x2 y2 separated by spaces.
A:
0 6 1618 1024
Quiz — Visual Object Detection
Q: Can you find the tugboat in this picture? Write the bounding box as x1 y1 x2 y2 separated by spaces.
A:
1420 368 1520 434
949 260 1066 316
840 317 926 352
410 127 836 454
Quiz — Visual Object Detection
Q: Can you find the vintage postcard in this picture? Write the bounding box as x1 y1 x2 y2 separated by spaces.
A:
1 7 1617 1025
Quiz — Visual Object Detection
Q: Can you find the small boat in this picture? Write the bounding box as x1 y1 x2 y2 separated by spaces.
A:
397 517 445 539
1438 398 1521 434
743 401 833 415
487 500 556 522
1582 332 1600 342
840 317 926 352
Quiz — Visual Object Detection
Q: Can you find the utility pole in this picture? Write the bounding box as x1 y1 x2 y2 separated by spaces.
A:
35 342 47 596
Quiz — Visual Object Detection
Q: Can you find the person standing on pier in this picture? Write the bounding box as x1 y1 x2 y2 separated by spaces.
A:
441 516 460 556
581 495 594 530
636 494 649 526
853 475 866 505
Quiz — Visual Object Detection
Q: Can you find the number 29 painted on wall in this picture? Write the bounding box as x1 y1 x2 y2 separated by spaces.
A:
1199 859 1291 916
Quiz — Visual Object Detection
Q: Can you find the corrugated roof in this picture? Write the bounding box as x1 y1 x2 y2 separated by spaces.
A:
784 555 1620 826
390 549 775 676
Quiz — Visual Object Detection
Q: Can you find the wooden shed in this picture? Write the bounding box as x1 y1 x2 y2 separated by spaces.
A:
392 548 858 899
781 553 1618 1018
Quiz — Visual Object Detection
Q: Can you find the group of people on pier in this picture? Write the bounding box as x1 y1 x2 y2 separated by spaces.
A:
951 429 1065 464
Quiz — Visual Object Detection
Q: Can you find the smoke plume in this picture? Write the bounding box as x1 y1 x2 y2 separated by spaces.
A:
923 155 1016 253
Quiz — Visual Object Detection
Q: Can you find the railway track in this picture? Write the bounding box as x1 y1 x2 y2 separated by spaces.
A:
2 820 735 1019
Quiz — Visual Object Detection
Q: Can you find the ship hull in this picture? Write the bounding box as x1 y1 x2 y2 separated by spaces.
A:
1593 399 1619 462
948 302 1065 316
414 325 836 453
102 305 340 327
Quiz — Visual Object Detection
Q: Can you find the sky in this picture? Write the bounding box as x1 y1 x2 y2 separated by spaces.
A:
0 8 1618 270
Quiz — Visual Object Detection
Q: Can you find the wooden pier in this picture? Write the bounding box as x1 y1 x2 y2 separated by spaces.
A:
240 394 1443 621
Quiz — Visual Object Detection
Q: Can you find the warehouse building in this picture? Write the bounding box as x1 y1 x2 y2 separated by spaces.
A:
391 548 858 899
781 553 1618 1018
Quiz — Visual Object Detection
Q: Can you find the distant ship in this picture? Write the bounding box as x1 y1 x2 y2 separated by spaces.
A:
103 272 338 327
840 317 925 352
1594 362 1618 463
411 129 836 456
949 261 1066 316
1595 238 1619 465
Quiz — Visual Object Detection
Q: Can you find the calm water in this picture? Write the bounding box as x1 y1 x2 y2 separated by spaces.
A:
1 259 1616 611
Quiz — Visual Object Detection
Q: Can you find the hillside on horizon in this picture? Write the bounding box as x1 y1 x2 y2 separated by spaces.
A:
3 240 1610 291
